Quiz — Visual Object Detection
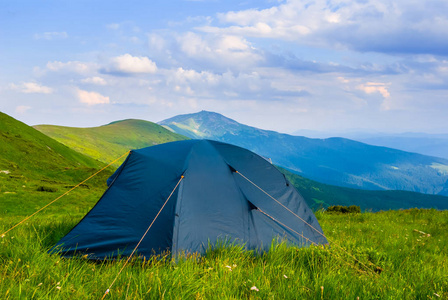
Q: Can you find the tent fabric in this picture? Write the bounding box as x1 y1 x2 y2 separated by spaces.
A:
52 139 328 259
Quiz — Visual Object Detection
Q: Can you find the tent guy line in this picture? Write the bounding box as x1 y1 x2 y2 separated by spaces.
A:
235 170 325 238
236 169 384 278
102 175 185 300
2 139 381 279
51 140 327 259
257 206 378 277
0 150 131 238
1 139 384 299
256 208 318 246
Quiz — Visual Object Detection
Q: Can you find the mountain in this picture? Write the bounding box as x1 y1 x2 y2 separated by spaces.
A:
4 111 447 213
160 111 448 196
35 119 187 166
281 167 448 211
0 112 111 216
354 135 448 160
293 130 448 160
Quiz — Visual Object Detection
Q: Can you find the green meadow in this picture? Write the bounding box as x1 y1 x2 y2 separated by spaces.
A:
1 111 448 299
1 192 447 299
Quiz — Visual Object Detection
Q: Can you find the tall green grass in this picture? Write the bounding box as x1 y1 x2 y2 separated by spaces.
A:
1 209 447 299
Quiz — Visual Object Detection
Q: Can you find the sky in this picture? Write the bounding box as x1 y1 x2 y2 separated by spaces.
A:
1 0 448 134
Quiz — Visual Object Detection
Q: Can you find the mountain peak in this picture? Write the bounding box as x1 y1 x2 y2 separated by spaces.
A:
160 110 237 125
159 110 448 196
158 111 243 139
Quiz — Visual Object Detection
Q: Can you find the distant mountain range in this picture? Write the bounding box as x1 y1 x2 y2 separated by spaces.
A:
160 111 448 196
354 135 448 160
2 110 446 211
280 167 448 211
294 130 448 160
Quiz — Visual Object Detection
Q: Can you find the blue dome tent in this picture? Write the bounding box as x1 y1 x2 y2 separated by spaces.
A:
52 140 327 259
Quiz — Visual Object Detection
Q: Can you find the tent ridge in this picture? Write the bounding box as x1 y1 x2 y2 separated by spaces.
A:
51 139 327 259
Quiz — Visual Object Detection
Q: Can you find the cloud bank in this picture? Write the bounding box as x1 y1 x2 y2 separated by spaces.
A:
201 0 448 55
1 0 447 133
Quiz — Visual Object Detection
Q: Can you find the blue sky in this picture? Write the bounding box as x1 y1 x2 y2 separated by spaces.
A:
1 0 448 134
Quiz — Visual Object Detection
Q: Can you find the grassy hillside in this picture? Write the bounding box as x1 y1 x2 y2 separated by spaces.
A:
160 111 448 196
1 111 447 298
280 167 448 211
35 119 187 166
30 113 448 212
0 112 103 176
0 112 113 217
1 209 447 299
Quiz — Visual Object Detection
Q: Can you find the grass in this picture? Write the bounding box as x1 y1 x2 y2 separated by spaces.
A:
2 111 447 298
0 112 104 177
1 208 447 299
0 111 112 219
22 109 448 212
34 119 187 167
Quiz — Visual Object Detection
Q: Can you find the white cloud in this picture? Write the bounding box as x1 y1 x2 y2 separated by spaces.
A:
199 3 317 40
34 31 68 40
217 35 250 51
200 0 448 55
47 61 93 74
357 82 391 99
175 32 263 70
200 22 310 40
177 32 211 56
16 105 31 114
146 31 265 73
107 54 157 74
162 66 310 100
9 82 53 94
77 89 110 105
81 76 107 85
164 67 220 96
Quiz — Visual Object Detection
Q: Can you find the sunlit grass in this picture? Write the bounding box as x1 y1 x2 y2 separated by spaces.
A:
1 209 447 299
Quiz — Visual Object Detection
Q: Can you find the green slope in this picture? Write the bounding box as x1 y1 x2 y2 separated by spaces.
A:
34 119 188 166
160 111 448 196
0 112 115 217
0 112 106 179
280 167 448 211
2 110 446 217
